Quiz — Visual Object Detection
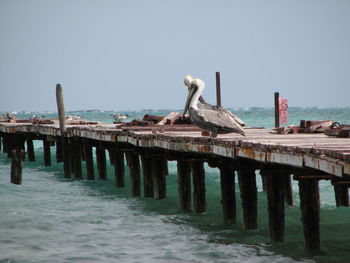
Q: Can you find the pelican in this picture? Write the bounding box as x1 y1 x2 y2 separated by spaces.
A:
183 74 245 127
183 76 245 138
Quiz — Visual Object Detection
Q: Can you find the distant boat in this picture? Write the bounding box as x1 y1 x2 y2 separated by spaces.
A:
111 113 129 122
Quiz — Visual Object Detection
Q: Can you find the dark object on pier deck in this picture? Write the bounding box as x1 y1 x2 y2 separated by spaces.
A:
300 120 333 133
142 114 164 124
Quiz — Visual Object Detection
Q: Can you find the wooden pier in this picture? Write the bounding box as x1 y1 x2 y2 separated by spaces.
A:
1 119 349 251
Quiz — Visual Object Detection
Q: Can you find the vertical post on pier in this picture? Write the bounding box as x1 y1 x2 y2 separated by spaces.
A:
141 155 154 197
115 151 125 187
261 166 285 242
334 184 349 207
219 162 236 224
73 137 82 179
191 160 206 213
56 84 70 178
274 92 280 128
152 156 167 200
83 139 94 180
96 143 107 180
177 159 192 211
216 72 221 107
129 152 141 196
238 165 257 229
11 149 24 184
26 137 35 162
43 137 51 167
297 176 320 251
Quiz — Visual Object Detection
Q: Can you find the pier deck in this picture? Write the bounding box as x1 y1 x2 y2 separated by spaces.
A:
1 119 349 251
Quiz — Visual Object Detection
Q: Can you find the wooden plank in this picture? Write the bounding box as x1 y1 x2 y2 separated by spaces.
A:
267 152 303 167
304 156 343 177
236 147 266 162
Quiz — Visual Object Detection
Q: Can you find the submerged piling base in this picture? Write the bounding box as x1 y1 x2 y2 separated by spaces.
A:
11 149 24 185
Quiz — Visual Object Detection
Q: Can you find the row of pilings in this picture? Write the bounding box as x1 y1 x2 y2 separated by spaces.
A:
0 132 349 251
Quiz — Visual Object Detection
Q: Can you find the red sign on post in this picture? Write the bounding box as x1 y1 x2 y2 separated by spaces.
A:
279 96 288 125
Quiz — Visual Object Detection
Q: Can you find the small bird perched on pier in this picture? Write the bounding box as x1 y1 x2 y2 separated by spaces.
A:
183 75 245 138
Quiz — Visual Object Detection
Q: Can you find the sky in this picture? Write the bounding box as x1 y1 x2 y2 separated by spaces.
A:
0 0 349 111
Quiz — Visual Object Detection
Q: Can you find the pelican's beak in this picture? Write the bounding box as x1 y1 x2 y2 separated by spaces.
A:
182 85 197 117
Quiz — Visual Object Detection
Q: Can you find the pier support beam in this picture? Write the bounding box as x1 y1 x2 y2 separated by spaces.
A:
11 149 24 184
129 152 141 196
334 184 349 207
62 138 70 178
83 140 94 180
141 155 154 197
96 143 107 180
73 138 82 179
298 176 320 251
152 156 167 200
238 165 257 229
191 160 206 213
115 151 125 187
177 159 191 211
282 172 293 206
26 137 35 162
43 137 51 167
261 166 285 242
56 138 62 163
219 162 236 224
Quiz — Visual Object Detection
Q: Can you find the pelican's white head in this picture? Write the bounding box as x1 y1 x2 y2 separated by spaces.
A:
183 78 205 116
184 74 194 88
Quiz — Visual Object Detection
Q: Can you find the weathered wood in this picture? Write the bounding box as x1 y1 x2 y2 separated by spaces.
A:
141 155 154 197
43 137 51 166
73 138 82 179
2 134 8 153
260 173 267 191
115 151 125 187
0 136 2 152
26 137 35 162
219 164 236 223
129 152 141 196
152 156 166 200
56 84 70 178
11 149 24 184
68 138 75 174
62 137 70 178
84 140 95 180
282 172 293 206
177 160 191 211
238 166 257 229
298 178 320 251
334 185 349 207
191 160 206 213
263 167 285 242
56 138 62 163
96 144 107 180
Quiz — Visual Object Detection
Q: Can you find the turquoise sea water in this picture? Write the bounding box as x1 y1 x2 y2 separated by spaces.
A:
1 108 350 263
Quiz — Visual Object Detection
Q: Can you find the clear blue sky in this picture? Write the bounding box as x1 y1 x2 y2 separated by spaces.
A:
1 0 349 111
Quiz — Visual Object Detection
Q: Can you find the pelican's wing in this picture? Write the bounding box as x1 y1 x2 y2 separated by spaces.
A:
196 107 245 135
197 103 245 126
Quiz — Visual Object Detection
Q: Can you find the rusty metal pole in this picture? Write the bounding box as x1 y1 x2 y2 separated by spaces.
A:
274 92 280 128
216 72 221 107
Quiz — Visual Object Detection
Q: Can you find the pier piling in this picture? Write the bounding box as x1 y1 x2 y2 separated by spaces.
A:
191 160 206 213
26 137 35 162
11 149 24 184
129 152 141 196
83 139 95 180
43 137 51 166
262 166 285 242
334 184 349 207
297 174 321 251
141 155 154 197
96 143 107 180
219 162 236 224
238 165 257 229
177 159 192 211
115 151 125 187
73 138 82 178
152 156 167 200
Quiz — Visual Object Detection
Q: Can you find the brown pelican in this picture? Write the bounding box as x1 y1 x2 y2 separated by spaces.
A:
183 74 245 127
183 77 245 138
